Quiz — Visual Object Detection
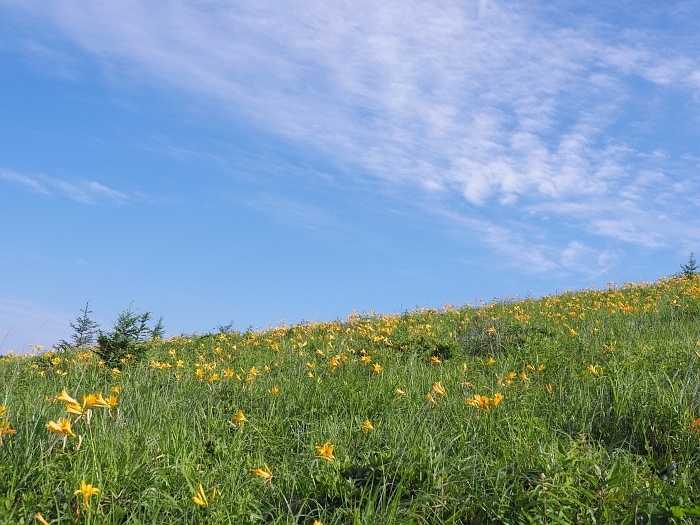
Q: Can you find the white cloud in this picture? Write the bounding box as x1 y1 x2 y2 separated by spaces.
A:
1 168 128 204
2 0 699 271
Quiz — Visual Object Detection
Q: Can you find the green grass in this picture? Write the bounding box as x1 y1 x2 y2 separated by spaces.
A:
3 276 700 523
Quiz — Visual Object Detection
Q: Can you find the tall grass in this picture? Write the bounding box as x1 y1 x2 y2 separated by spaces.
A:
2 276 700 523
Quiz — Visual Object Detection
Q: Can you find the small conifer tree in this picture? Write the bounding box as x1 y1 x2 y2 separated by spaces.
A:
680 252 698 278
55 301 100 351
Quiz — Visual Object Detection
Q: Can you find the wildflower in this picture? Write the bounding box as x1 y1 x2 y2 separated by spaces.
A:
106 395 118 409
46 418 75 437
111 368 121 376
486 357 496 366
111 385 122 394
519 371 529 381
307 372 314 378
328 356 341 369
395 388 407 397
195 368 204 379
176 360 185 367
485 326 496 335
493 392 504 407
208 373 219 382
545 384 553 395
0 405 5 417
74 480 100 506
55 388 78 406
306 362 316 369
526 364 535 372
269 386 280 395
461 362 468 373
0 420 17 445
231 410 247 429
432 381 446 396
372 363 383 374
314 441 335 461
538 364 546 372
568 328 577 337
587 364 603 377
313 521 324 525
360 355 371 364
35 513 50 525
425 392 436 405
223 369 234 378
430 356 441 365
192 484 216 507
691 418 700 431
65 403 85 416
251 463 273 481
362 419 375 434
249 367 258 377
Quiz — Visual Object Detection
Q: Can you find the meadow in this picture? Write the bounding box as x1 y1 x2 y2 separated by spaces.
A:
3 276 700 524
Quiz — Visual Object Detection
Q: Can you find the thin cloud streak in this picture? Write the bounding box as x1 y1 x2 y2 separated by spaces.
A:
2 0 699 271
1 168 128 204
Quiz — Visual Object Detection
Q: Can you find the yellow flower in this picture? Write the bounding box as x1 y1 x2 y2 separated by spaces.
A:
107 395 118 408
314 441 335 461
65 403 84 416
425 392 436 405
307 372 314 378
432 381 446 397
362 419 374 434
111 368 121 376
587 364 603 377
35 512 50 525
395 388 407 397
372 363 383 374
690 417 700 431
0 405 6 417
111 385 122 394
195 368 204 379
430 356 441 365
493 392 504 407
231 410 247 428
46 418 75 436
526 364 535 372
74 480 100 505
519 371 529 381
545 384 553 395
208 373 219 382
0 420 17 445
313 521 324 525
269 386 280 395
55 388 78 406
251 463 273 481
223 368 234 378
538 364 546 372
328 356 341 369
486 357 496 366
192 484 216 507
249 367 258 377
176 359 185 367
360 355 371 364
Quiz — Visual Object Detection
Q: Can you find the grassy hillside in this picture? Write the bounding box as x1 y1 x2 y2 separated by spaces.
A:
3 276 700 523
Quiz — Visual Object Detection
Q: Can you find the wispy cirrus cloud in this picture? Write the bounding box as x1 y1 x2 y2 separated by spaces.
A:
2 0 699 273
1 168 127 204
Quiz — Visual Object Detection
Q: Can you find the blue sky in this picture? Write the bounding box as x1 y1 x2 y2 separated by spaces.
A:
1 0 699 353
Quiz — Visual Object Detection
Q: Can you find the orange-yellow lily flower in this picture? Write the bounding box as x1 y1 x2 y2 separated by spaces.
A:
314 441 335 461
251 463 273 481
74 480 100 506
192 484 216 507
